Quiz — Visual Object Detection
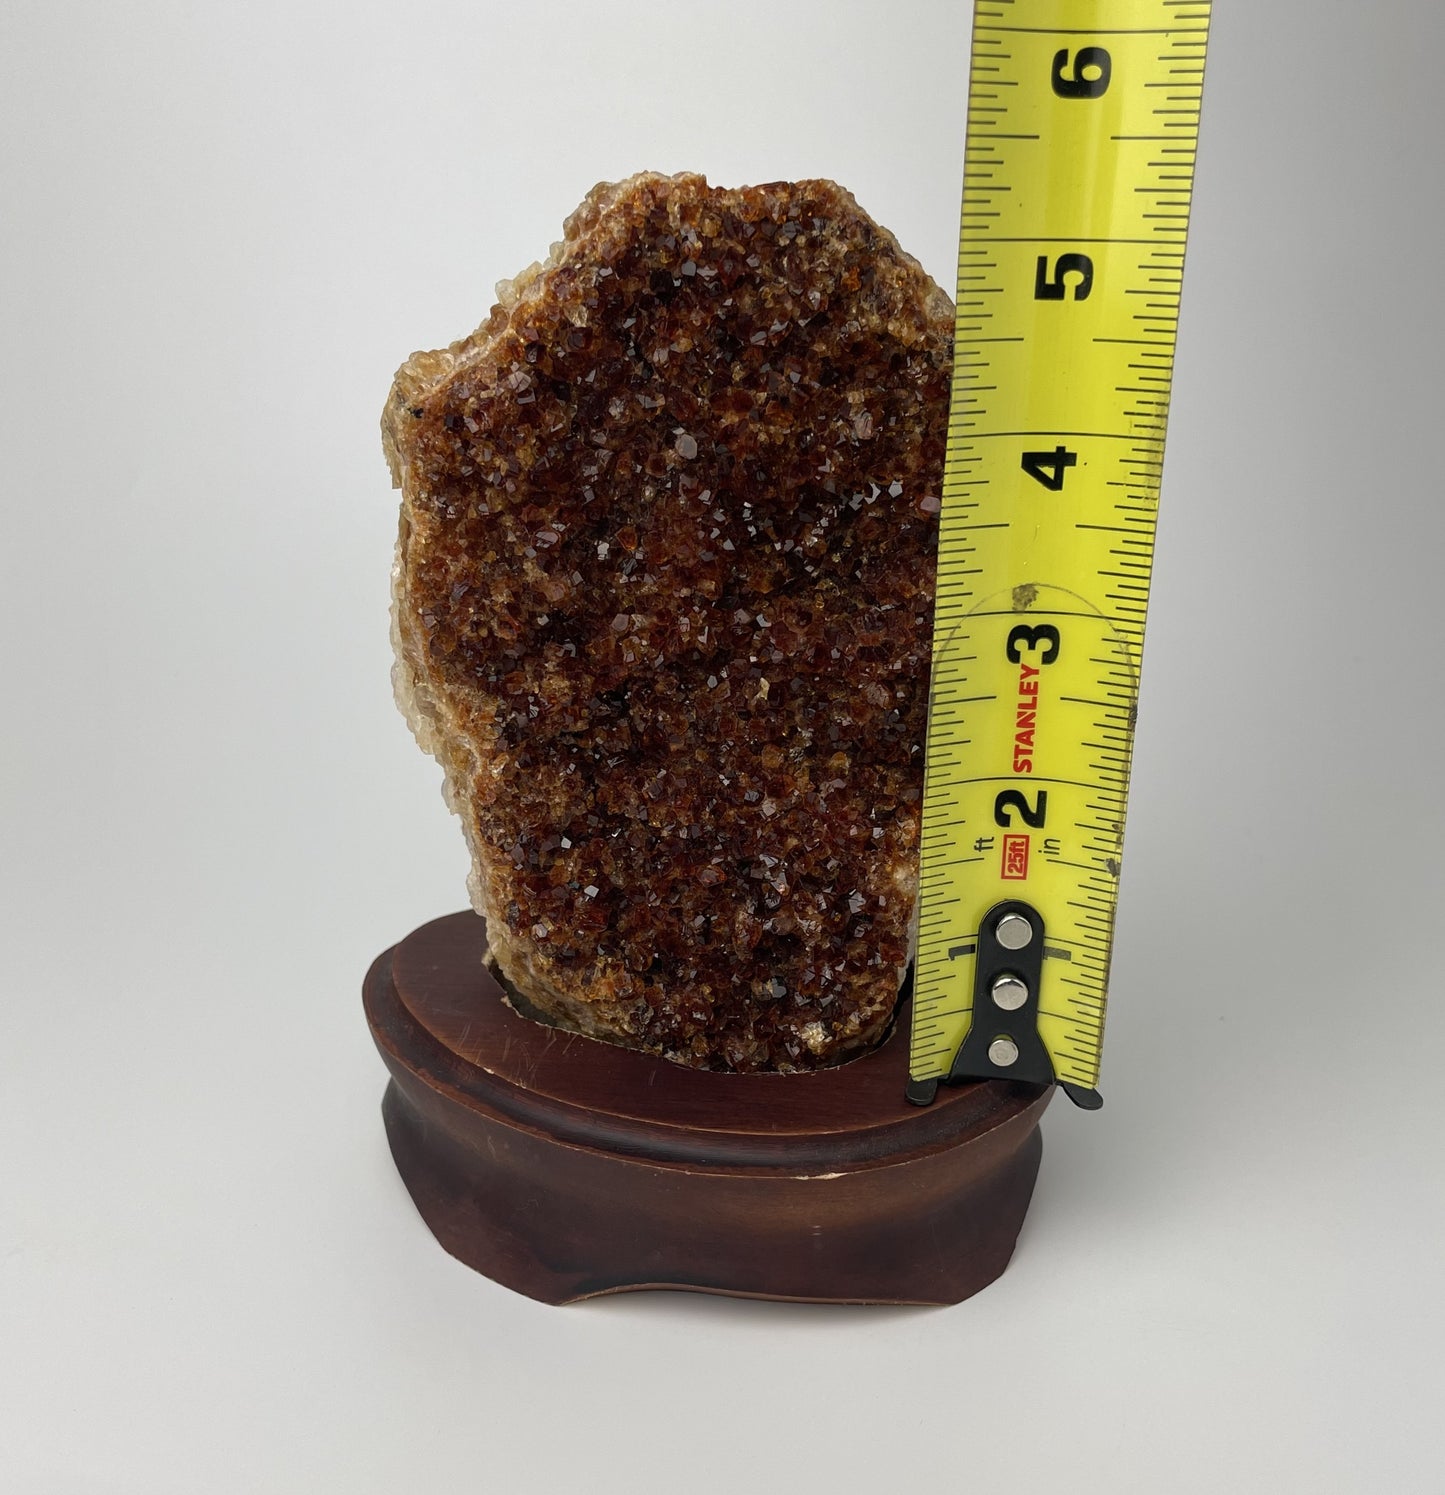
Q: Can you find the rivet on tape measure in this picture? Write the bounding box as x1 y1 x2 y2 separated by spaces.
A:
907 0 1211 1109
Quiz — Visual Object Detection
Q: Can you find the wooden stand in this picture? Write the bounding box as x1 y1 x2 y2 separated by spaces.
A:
364 912 1052 1305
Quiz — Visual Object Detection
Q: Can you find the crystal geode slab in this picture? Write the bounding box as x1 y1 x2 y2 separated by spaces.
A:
383 172 951 1072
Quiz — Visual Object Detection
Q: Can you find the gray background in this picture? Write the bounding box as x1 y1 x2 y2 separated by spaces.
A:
3 1 1442 1490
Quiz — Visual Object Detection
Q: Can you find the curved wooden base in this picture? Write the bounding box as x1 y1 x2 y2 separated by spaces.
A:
364 912 1052 1305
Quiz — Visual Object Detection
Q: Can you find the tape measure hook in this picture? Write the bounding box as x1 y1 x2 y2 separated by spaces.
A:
906 901 1104 1111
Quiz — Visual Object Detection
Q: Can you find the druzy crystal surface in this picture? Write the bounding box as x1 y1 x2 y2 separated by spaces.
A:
384 173 951 1072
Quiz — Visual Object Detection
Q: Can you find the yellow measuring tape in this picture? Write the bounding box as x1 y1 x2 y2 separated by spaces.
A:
908 0 1210 1107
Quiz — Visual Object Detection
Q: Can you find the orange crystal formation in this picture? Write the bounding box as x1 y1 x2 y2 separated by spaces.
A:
384 173 951 1071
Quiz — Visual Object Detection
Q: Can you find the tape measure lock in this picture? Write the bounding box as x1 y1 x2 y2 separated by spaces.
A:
908 0 1210 1107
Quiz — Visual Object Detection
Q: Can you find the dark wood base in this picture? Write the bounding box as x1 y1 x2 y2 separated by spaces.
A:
363 912 1052 1305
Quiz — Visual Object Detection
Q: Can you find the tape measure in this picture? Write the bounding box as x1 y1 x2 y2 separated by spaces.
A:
907 0 1210 1108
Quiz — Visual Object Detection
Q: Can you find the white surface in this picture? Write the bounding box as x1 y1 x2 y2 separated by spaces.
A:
3 3 1443 1491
